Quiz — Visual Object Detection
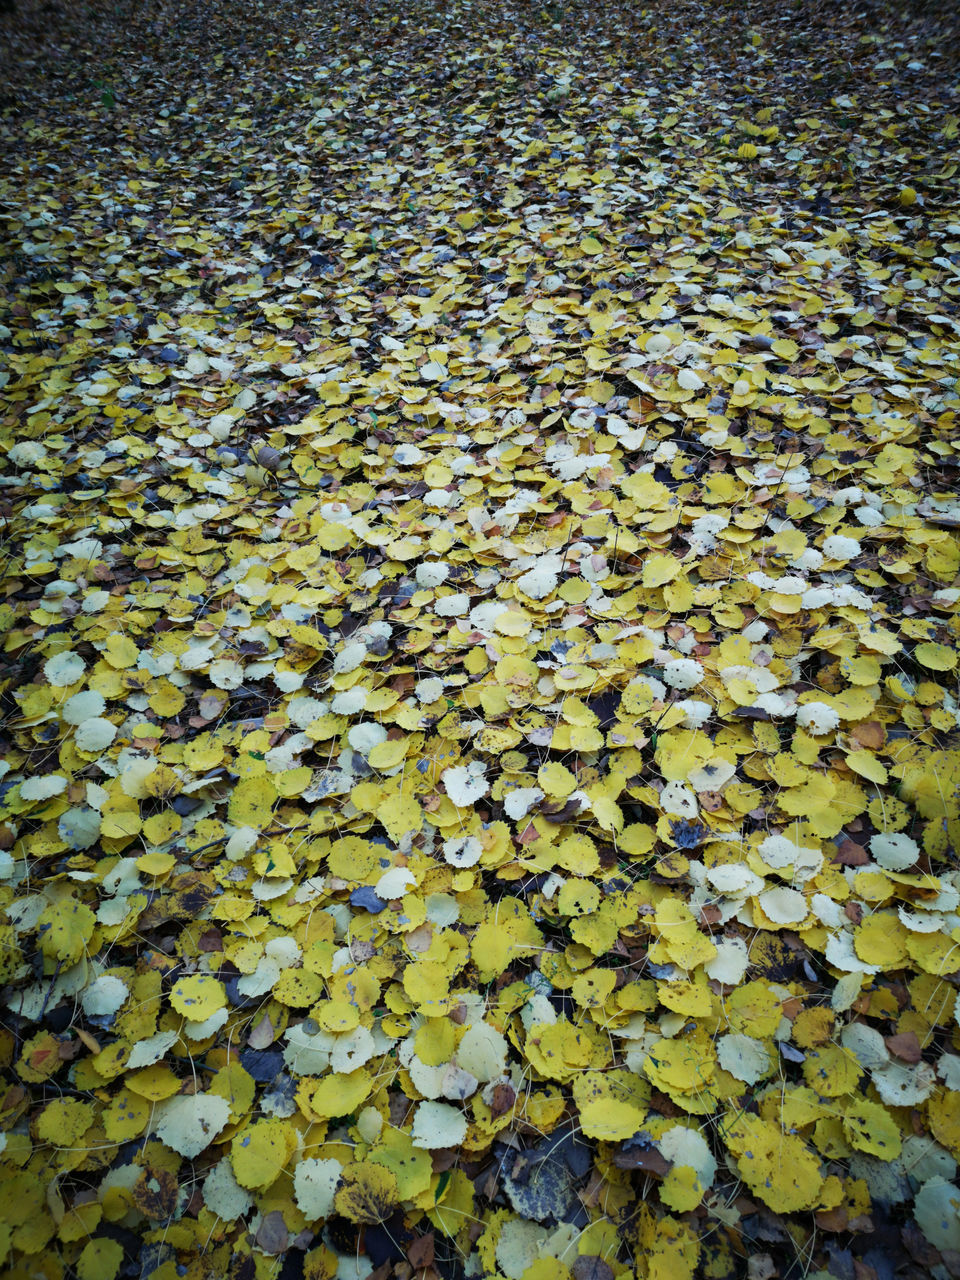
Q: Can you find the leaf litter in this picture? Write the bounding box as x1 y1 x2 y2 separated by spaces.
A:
1 0 959 1276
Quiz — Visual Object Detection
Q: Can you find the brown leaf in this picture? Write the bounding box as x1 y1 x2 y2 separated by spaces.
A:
816 1208 849 1233
407 1233 435 1271
612 1145 672 1176
487 1082 516 1117
246 1014 276 1050
850 720 885 750
132 1168 180 1220
572 1258 615 1280
885 1031 922 1063
835 840 869 867
254 445 283 472
256 1210 289 1255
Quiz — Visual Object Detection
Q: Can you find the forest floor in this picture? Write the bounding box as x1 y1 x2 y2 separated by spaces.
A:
2 0 960 1278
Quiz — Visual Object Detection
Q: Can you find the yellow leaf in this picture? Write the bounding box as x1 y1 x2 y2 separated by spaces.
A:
369 1128 432 1201
231 1119 297 1190
915 642 956 671
845 750 887 785
425 1167 475 1239
642 553 681 589
36 1098 95 1147
537 761 576 797
104 634 139 668
471 900 543 982
227 775 277 827
843 1100 901 1160
590 794 623 833
77 1239 124 1280
379 789 422 843
333 1162 399 1225
169 974 226 1021
572 1068 648 1140
308 1070 374 1120
660 1164 704 1212
722 1114 823 1211
37 896 96 964
525 1019 609 1082
367 737 409 770
136 849 176 877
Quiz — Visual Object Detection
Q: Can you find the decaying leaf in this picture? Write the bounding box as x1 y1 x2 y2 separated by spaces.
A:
1 0 959 1276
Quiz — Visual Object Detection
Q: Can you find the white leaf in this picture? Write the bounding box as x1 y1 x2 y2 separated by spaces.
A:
704 937 748 985
62 690 106 724
348 722 388 755
330 1026 377 1073
294 1157 343 1221
914 1177 960 1252
183 1008 230 1041
81 975 129 1018
660 781 698 818
74 717 117 753
758 886 808 924
442 763 489 806
288 696 328 727
822 534 861 560
840 1023 890 1071
516 564 559 600
796 701 840 734
435 592 470 617
331 688 368 715
44 651 85 687
456 1021 508 1082
375 867 417 899
209 659 244 690
661 658 703 691
657 1125 717 1188
20 775 68 802
415 561 449 588
872 1060 936 1107
441 1063 479 1100
415 677 445 703
333 642 367 674
504 787 544 821
128 1029 180 1069
225 827 258 860
204 1158 253 1220
179 643 215 671
443 835 483 868
717 1033 771 1084
706 864 763 897
870 832 919 871
155 1093 231 1158
411 1100 468 1149
283 1023 335 1076
58 805 101 850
